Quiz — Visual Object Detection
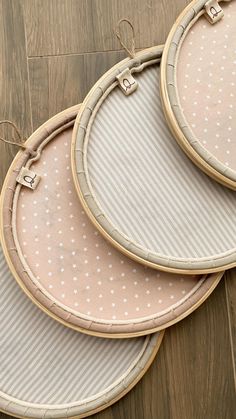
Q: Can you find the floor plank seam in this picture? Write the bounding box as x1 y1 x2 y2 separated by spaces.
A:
26 47 152 59
224 276 236 392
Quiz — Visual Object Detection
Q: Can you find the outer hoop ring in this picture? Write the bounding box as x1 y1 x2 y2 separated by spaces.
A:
0 247 164 419
71 45 235 275
0 104 223 337
160 0 236 190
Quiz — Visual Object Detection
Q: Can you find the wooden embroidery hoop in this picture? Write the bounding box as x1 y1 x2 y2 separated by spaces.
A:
160 0 236 190
0 246 164 419
71 42 236 275
0 104 223 338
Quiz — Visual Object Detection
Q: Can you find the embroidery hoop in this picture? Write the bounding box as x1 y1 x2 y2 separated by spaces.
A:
0 245 163 419
0 104 223 337
71 45 236 275
160 0 236 189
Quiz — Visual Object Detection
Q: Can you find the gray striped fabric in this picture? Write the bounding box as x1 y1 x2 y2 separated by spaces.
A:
87 64 236 259
0 246 153 412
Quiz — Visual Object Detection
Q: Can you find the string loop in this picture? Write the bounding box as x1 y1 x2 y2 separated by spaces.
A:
115 18 136 58
0 120 36 156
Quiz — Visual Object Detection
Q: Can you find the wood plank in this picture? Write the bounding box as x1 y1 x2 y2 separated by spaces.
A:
23 0 189 57
0 0 32 189
28 50 126 130
225 270 236 387
160 279 235 419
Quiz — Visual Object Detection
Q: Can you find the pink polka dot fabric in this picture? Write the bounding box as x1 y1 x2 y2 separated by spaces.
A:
176 0 236 180
18 135 199 321
0 107 221 337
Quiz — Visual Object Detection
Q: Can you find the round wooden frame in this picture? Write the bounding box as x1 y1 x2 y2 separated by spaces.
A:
71 45 236 275
0 245 164 419
0 104 223 338
160 0 236 190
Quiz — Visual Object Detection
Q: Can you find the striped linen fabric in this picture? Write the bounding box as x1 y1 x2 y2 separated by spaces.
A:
87 64 236 260
0 245 157 416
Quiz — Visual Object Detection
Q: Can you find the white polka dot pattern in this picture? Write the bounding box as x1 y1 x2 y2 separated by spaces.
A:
177 1 236 172
16 126 211 325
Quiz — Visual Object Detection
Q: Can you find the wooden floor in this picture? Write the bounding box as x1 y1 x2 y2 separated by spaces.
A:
0 1 235 418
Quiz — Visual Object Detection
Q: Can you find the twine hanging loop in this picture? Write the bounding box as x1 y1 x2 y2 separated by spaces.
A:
115 18 136 58
0 120 37 157
0 120 28 151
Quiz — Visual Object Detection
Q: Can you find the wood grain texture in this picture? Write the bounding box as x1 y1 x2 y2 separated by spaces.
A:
0 0 31 189
28 50 126 130
23 0 189 57
0 0 235 418
225 269 236 387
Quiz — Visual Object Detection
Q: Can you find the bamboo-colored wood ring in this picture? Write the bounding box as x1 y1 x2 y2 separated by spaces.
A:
160 0 236 190
71 45 236 275
0 242 164 419
0 103 223 337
